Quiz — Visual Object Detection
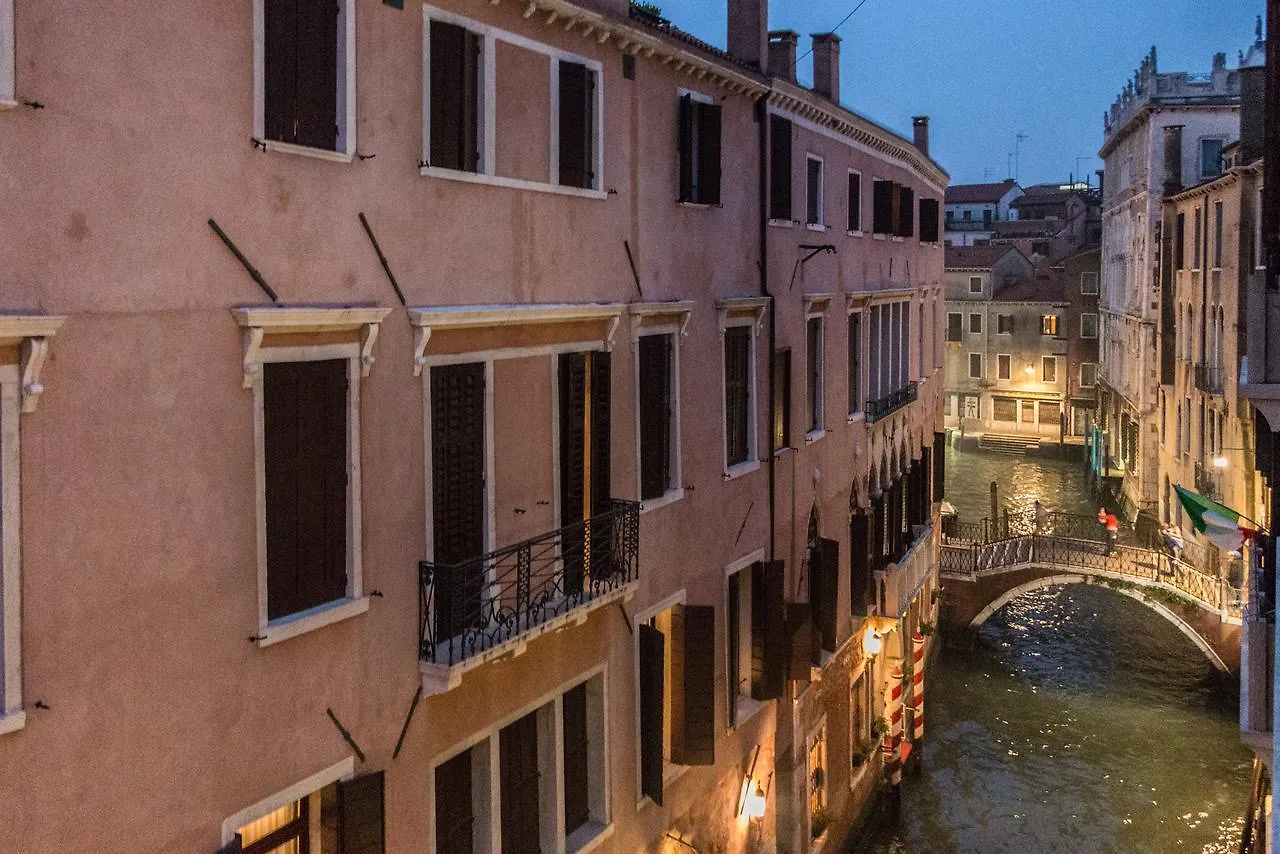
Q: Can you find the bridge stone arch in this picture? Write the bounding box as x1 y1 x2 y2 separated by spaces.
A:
942 566 1240 673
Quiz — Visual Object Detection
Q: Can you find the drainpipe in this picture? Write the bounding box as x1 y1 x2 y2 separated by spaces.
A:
759 91 776 561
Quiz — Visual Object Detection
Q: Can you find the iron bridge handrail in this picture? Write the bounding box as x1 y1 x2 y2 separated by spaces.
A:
420 499 641 666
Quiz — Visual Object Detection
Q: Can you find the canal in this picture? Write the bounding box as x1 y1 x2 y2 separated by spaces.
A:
863 446 1253 853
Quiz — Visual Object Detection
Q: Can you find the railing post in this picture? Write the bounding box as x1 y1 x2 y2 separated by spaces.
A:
516 543 531 625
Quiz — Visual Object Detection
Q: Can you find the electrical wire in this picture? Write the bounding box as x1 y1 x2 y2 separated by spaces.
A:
795 0 873 65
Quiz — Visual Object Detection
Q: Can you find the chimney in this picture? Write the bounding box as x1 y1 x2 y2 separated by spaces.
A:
912 116 930 157
1162 125 1184 197
1240 64 1265 164
767 30 798 82
810 33 841 102
727 0 768 71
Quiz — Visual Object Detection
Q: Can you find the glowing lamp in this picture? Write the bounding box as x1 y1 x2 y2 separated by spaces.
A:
864 629 883 656
1213 456 1229 469
744 783 767 820
1024 364 1035 376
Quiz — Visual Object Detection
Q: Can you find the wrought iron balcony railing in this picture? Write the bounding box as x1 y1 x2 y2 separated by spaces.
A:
1194 462 1223 502
945 219 997 232
865 382 918 424
420 499 640 667
1194 363 1224 394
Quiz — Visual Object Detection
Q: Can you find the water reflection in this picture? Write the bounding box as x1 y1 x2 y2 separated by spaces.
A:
944 444 1101 521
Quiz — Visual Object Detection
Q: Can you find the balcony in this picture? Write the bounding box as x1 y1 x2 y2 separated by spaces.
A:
945 219 996 233
1193 462 1223 502
877 521 937 619
1194 363 1224 394
419 500 640 691
866 383 918 424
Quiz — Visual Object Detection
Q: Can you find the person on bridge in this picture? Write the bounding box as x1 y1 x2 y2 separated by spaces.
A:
1104 513 1119 555
1035 500 1049 534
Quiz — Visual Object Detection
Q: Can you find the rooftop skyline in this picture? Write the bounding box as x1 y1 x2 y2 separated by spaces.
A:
666 0 1264 186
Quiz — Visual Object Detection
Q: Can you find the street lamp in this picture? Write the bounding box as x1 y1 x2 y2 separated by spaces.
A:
1024 364 1035 376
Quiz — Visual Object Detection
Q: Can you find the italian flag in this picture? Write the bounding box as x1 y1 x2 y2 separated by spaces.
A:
1173 484 1261 550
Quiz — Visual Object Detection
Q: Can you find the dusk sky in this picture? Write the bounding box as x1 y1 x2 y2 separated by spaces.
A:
665 0 1264 187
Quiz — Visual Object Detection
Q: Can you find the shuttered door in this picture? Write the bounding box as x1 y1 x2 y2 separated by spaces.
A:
559 353 587 593
500 712 541 854
264 0 338 150
558 62 594 188
638 335 672 500
264 360 348 621
813 538 839 652
850 512 870 614
589 352 613 575
724 327 751 465
671 605 716 766
786 602 815 681
751 560 785 700
677 94 695 202
638 624 665 805
435 750 474 854
338 772 385 854
697 102 722 205
432 363 487 641
562 683 591 835
429 22 480 171
769 116 792 220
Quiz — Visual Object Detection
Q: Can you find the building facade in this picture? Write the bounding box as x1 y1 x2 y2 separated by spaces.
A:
1097 45 1247 522
0 1 945 852
943 180 1023 247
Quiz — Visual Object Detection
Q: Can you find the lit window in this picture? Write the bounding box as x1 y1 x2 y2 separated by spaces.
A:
1041 315 1059 336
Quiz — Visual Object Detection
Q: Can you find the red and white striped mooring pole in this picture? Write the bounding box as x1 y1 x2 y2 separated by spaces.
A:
912 632 926 741
884 663 905 786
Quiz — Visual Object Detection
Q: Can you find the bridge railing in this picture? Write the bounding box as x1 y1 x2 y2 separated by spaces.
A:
943 510 1164 549
940 534 1236 615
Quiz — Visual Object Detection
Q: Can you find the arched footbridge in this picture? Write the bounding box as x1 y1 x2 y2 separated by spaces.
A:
940 512 1245 672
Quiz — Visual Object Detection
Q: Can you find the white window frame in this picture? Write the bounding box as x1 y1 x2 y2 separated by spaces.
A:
968 352 983 379
946 311 962 342
805 298 828 442
1080 272 1099 295
996 353 1011 381
725 548 767 729
805 153 826 230
428 666 613 854
420 4 607 200
968 275 983 294
717 299 767 479
633 322 685 513
847 169 863 236
0 0 14 107
1081 362 1097 388
1081 312 1098 339
676 87 716 208
968 312 982 336
222 757 356 848
236 308 389 647
1199 136 1227 180
1042 356 1058 384
252 0 357 163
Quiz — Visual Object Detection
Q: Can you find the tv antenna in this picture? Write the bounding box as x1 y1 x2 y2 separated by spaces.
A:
1014 132 1029 182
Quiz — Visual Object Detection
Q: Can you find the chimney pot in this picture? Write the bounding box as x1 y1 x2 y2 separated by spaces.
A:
727 0 768 71
912 116 930 157
767 30 798 82
810 33 841 103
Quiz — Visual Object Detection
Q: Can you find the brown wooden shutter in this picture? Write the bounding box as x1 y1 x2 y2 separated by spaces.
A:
751 560 785 700
264 360 348 621
850 513 871 614
562 683 590 835
559 62 593 188
435 750 474 854
263 0 296 144
638 624 665 804
430 21 480 172
873 180 893 234
338 772 385 854
769 116 792 220
772 349 790 451
559 352 588 594
589 352 613 576
293 0 339 150
639 336 672 500
812 538 839 652
897 186 915 237
847 172 861 232
677 94 694 202
499 712 541 854
786 602 815 681
724 327 751 465
431 363 487 640
697 102 722 205
919 198 940 242
933 432 946 502
671 604 716 766
727 572 740 725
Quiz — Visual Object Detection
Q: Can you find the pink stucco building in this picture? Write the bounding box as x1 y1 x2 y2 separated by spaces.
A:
0 0 946 851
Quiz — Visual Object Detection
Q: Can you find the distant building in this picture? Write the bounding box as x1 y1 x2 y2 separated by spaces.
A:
1096 41 1254 523
944 179 1023 246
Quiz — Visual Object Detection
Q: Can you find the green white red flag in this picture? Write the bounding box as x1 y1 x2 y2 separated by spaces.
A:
1173 484 1260 550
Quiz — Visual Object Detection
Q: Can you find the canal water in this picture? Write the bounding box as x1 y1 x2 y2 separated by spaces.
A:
863 446 1253 853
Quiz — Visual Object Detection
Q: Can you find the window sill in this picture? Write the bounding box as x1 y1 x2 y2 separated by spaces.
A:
732 696 765 729
847 230 864 238
419 166 608 200
892 236 905 243
768 218 796 229
723 460 761 481
0 710 25 737
0 100 19 113
256 596 370 648
255 139 355 164
806 223 828 232
847 412 865 424
567 821 615 854
773 446 793 457
641 488 685 514
872 234 886 241
678 200 717 210
805 429 826 444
